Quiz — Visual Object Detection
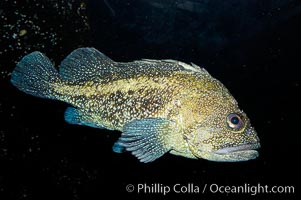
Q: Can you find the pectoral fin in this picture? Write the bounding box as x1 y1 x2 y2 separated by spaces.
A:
113 118 174 163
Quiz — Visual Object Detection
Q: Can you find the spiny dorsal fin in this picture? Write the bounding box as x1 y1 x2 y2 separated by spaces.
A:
162 59 208 74
59 47 116 81
59 47 209 82
129 59 209 75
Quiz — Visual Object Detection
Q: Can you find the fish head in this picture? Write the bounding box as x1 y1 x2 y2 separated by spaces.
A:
186 90 260 162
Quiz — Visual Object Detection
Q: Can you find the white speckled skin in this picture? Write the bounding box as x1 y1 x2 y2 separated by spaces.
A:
11 48 260 162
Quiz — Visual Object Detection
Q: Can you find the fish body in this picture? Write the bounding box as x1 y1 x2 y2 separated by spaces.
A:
11 48 260 163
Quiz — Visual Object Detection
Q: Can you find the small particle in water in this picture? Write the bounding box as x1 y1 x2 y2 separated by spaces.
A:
19 29 27 36
12 33 17 39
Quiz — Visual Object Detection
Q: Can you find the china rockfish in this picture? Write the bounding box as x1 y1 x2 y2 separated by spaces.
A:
11 48 260 163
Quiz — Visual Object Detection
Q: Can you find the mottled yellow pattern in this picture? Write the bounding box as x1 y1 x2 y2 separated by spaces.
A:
11 47 260 163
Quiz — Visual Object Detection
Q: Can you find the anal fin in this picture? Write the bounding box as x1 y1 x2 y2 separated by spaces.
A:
64 107 107 129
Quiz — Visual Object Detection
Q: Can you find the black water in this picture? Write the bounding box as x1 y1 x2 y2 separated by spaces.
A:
0 1 299 199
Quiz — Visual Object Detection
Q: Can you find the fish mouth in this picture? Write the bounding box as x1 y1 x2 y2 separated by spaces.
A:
215 143 260 154
213 143 260 161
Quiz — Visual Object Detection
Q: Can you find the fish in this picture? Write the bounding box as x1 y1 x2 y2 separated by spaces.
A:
10 47 260 163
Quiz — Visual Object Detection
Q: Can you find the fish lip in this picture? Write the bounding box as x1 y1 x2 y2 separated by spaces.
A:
215 143 260 155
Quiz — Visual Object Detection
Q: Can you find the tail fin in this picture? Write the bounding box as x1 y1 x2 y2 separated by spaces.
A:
11 51 60 99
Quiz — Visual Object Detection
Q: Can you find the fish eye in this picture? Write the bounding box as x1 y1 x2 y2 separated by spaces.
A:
226 113 243 129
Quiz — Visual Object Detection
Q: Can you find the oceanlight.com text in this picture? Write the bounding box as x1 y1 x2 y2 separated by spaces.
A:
208 183 294 195
125 183 295 196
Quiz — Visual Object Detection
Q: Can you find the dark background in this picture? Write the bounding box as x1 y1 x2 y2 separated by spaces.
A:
0 0 299 199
